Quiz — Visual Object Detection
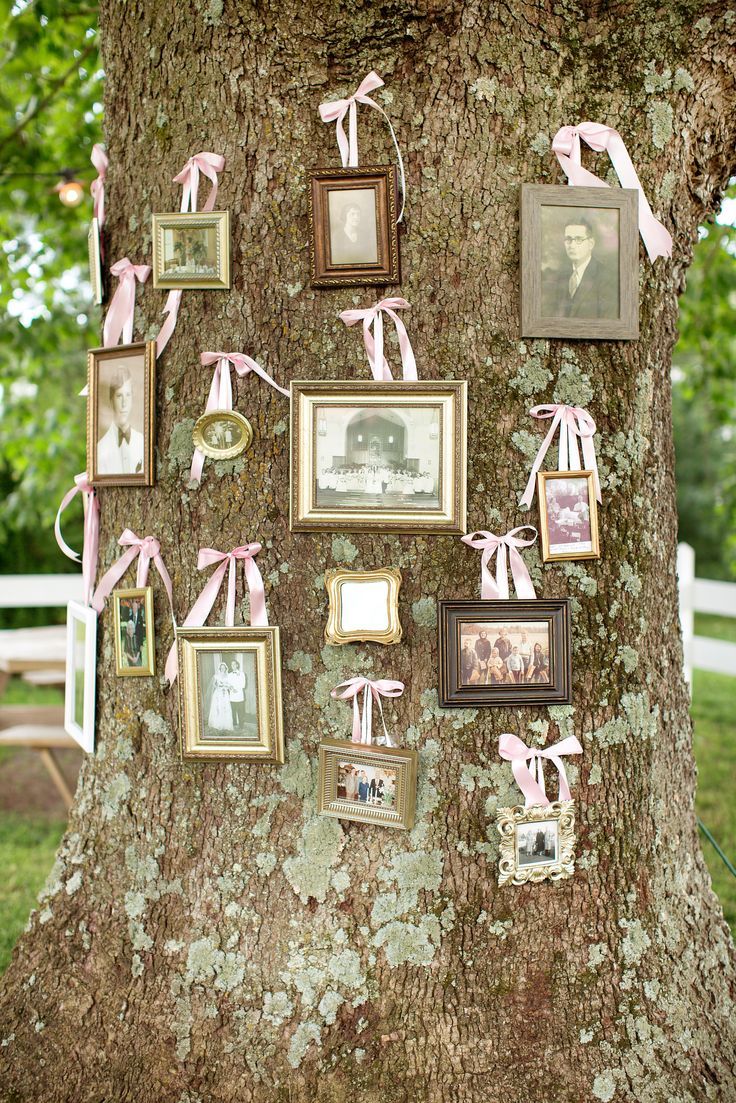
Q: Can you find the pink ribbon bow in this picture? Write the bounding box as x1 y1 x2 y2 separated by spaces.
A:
499 731 582 808
552 122 672 263
331 676 404 746
102 258 151 347
54 472 99 607
164 542 267 684
339 298 417 381
519 404 600 509
90 144 108 229
190 351 290 484
319 71 406 221
92 530 175 621
461 527 538 600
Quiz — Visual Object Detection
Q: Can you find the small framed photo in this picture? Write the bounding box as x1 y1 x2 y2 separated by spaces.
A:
88 217 103 305
64 600 97 754
87 341 155 487
317 738 418 830
177 626 284 763
538 470 600 562
151 211 230 290
113 587 155 677
496 801 575 885
520 183 639 340
324 568 402 645
290 380 467 534
308 166 399 288
438 599 572 707
192 410 253 461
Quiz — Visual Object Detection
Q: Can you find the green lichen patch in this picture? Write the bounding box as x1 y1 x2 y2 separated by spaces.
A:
282 816 345 904
411 597 437 628
648 101 674 149
373 916 441 967
331 536 359 563
166 419 196 474
101 772 131 820
619 918 652 966
287 650 313 675
287 1022 321 1068
509 355 553 397
553 357 594 408
585 692 659 748
592 1071 618 1100
278 739 314 800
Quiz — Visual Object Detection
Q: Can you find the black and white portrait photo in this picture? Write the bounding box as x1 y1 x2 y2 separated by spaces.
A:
197 650 258 741
327 186 379 266
540 204 620 320
96 352 146 477
516 819 559 868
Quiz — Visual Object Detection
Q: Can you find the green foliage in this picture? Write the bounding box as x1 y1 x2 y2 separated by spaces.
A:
0 812 67 973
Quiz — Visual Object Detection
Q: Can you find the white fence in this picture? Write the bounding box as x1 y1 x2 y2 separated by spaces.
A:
677 543 736 685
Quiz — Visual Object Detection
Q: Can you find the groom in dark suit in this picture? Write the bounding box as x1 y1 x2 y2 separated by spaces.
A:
555 218 618 320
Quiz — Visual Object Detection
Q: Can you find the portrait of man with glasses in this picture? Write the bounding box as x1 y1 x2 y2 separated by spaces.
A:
542 210 620 320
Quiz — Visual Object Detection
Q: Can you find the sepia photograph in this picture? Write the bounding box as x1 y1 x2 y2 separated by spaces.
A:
151 211 230 290
540 204 620 320
113 587 155 677
515 819 559 867
309 166 399 287
87 342 155 486
327 186 378 266
458 620 551 687
317 738 418 830
324 568 402 645
192 410 253 460
538 470 600 562
496 801 576 886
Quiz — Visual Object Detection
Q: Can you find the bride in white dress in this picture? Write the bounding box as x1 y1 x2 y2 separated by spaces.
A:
208 662 234 731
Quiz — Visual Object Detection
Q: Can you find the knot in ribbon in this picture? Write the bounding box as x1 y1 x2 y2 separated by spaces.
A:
319 71 406 221
172 151 225 214
92 528 174 616
54 472 99 607
499 732 582 808
102 258 151 347
519 403 599 509
551 122 672 263
90 143 108 228
339 298 417 381
331 676 404 746
461 527 538 600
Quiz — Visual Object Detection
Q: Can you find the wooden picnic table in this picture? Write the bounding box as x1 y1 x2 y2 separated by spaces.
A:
0 625 67 693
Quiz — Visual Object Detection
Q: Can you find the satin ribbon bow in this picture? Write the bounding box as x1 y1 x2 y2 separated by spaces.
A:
54 472 99 607
551 122 672 263
90 143 108 229
102 258 151 347
164 542 267 684
339 298 417 381
499 732 582 808
461 527 538 600
319 71 406 222
92 529 174 617
331 677 404 746
519 404 600 509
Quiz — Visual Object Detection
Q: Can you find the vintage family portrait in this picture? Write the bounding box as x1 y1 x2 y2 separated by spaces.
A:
113 587 155 677
538 470 600 561
324 568 402 645
151 211 230 290
496 801 576 886
336 760 398 808
87 342 155 486
459 620 551 687
318 738 418 830
308 167 399 287
192 410 253 460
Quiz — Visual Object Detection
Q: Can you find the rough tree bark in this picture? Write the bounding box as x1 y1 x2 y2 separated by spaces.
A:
1 2 735 1100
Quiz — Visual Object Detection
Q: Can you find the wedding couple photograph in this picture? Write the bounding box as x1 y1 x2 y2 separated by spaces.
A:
198 651 258 741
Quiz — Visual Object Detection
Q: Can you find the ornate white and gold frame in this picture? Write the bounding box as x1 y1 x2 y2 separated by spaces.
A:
317 737 417 830
151 210 231 290
495 800 575 886
324 568 402 645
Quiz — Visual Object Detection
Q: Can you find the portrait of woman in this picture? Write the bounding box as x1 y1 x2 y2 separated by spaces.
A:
530 642 549 683
207 661 234 733
327 187 378 266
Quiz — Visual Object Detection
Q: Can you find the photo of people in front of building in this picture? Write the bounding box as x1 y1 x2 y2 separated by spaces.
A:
544 475 594 555
516 820 559 868
337 762 398 809
458 621 551 687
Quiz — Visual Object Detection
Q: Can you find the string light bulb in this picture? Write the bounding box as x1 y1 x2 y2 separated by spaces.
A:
55 170 85 207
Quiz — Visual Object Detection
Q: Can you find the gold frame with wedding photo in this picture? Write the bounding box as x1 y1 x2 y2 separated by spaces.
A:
317 738 418 830
87 341 156 487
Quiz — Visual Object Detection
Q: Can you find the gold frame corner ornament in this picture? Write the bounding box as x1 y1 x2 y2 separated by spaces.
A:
496 800 576 886
324 567 402 645
317 737 418 830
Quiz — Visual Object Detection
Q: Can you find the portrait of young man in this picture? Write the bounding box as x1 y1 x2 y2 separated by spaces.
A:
543 210 620 321
96 358 145 476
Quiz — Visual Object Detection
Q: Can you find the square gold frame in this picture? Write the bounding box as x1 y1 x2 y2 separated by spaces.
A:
290 379 467 534
537 470 600 562
324 568 402 645
87 341 156 487
318 737 418 830
88 217 103 305
112 586 155 677
151 210 231 290
496 801 576 886
177 626 284 763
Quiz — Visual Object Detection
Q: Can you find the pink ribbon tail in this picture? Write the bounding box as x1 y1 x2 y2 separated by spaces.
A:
499 732 583 808
156 289 182 358
90 143 108 230
461 527 538 600
102 259 151 347
54 473 99 607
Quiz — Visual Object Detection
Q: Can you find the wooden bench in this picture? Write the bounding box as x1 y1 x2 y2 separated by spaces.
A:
0 706 79 808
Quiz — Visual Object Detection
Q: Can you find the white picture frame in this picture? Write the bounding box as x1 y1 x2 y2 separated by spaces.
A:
64 600 97 754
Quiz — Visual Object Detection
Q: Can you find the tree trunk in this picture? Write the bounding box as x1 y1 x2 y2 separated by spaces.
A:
2 3 735 1100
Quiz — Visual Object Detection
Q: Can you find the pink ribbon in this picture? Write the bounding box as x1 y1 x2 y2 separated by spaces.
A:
102 258 151 347
499 732 582 808
319 71 406 221
190 351 290 484
461 527 538 600
90 144 108 229
54 472 99 607
92 530 175 623
519 404 600 509
331 677 404 746
552 122 672 263
340 298 417 381
164 542 267 684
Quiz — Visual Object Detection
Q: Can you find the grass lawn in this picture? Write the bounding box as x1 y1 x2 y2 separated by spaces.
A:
0 815 66 971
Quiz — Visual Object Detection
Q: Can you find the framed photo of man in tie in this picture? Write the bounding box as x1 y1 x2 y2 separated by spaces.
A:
520 184 639 340
87 342 156 486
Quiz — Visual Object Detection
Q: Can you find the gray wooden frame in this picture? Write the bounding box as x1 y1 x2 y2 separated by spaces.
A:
520 184 639 340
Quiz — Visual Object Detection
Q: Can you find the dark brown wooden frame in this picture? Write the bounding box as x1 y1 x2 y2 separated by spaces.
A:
438 599 572 707
87 341 156 487
520 183 639 340
308 166 400 288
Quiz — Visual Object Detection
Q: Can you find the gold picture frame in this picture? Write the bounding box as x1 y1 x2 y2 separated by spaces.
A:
113 586 155 677
495 801 575 886
87 341 156 487
177 626 284 763
324 568 402 645
192 410 254 460
290 380 467 534
88 217 103 305
151 210 231 290
537 470 600 562
317 738 418 830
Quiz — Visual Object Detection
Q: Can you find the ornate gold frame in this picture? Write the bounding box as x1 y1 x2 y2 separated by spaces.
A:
87 341 156 487
151 210 231 290
495 800 575 886
537 470 600 562
192 410 254 460
324 568 402 645
112 586 155 677
177 626 284 763
290 379 467 534
317 737 417 830
88 217 103 305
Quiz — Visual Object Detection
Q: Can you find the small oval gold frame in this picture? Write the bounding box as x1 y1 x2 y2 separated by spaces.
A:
192 410 253 460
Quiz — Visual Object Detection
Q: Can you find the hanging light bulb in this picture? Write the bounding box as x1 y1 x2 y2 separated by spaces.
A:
55 169 85 207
